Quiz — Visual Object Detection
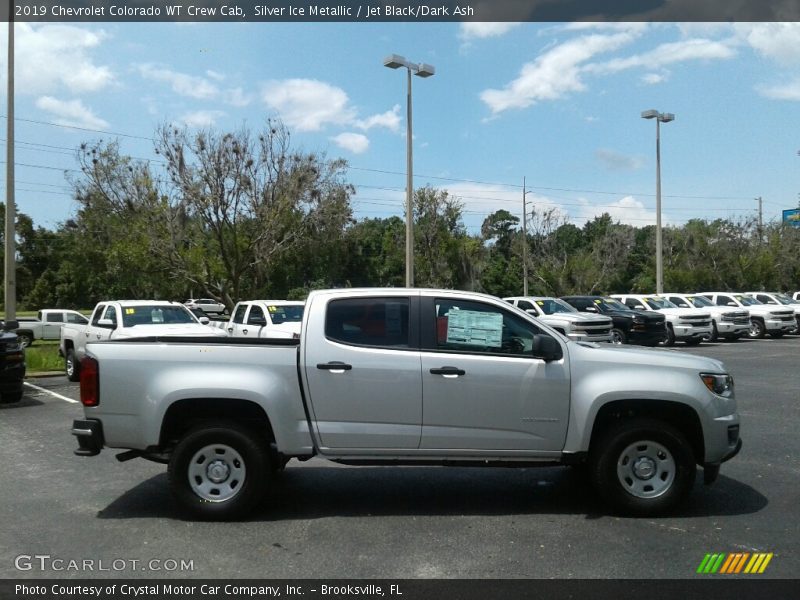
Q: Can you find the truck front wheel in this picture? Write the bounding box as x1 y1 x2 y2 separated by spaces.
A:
748 319 766 339
590 418 695 516
168 422 270 520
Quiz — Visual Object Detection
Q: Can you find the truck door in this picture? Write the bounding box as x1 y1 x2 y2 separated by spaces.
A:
303 294 422 450
228 303 248 336
419 296 570 452
242 305 266 338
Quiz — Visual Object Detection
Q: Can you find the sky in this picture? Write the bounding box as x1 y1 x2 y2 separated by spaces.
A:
2 21 800 235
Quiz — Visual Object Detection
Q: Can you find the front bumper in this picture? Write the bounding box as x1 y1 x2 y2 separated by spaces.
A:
764 319 795 333
72 419 104 457
673 324 713 340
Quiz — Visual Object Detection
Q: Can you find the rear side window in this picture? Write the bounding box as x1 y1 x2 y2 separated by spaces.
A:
325 298 409 348
232 304 247 324
45 313 63 323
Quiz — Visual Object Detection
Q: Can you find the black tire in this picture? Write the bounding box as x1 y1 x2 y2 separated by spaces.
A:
0 390 24 404
610 328 627 345
661 325 676 347
17 332 33 348
65 348 81 382
589 418 696 516
748 318 766 339
684 337 702 346
708 323 719 343
168 422 270 520
769 330 784 338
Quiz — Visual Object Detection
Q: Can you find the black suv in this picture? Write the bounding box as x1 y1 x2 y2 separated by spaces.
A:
0 320 25 404
560 296 666 346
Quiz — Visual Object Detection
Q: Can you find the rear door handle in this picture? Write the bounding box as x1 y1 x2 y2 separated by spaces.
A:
430 366 465 377
317 362 352 373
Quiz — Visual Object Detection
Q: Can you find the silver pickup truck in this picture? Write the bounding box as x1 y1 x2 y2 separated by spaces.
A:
72 288 742 520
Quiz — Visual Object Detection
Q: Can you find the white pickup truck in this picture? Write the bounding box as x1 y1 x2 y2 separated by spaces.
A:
503 296 613 343
14 309 89 348
60 300 227 381
698 292 796 339
71 288 742 520
611 294 713 346
211 300 305 339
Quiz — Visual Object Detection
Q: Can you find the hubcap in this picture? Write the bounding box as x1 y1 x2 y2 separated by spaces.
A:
616 440 675 499
612 331 623 345
188 444 246 502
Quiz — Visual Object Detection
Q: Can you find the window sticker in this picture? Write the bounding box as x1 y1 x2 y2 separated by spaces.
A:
446 310 503 348
594 299 602 304
536 301 544 306
125 308 135 315
268 305 277 312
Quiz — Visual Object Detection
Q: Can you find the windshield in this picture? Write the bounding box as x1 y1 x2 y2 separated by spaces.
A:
268 305 304 324
773 293 795 305
600 298 630 311
686 295 714 308
121 305 197 327
536 298 577 315
734 295 760 306
643 297 677 310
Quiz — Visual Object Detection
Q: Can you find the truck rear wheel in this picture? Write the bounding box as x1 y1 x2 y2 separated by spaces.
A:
168 422 270 520
590 418 695 516
65 348 81 382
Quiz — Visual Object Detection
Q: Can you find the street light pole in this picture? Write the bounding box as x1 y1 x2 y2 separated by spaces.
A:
522 177 530 296
384 54 435 288
641 109 674 295
4 16 15 322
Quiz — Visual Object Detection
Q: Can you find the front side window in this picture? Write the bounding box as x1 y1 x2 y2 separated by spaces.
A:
102 306 118 326
433 299 543 357
91 305 107 326
326 298 409 348
247 305 266 325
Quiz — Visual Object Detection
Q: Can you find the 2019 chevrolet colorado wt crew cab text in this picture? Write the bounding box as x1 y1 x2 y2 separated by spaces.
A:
72 288 742 520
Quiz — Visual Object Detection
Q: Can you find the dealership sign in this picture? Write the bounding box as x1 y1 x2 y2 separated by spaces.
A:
783 209 800 228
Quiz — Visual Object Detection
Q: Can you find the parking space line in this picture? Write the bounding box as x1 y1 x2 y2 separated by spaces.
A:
24 382 79 404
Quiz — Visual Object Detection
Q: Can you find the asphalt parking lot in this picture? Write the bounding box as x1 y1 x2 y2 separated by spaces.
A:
1 336 798 580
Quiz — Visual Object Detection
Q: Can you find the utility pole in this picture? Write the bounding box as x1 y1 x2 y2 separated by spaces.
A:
756 196 763 243
4 16 15 323
522 177 529 296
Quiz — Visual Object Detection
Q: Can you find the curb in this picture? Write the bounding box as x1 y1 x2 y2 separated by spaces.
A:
25 371 65 379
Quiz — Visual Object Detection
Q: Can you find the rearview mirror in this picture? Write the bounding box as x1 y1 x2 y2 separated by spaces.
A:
532 334 563 362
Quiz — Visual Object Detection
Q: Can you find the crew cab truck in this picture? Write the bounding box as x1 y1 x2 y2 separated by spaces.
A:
216 300 305 339
72 288 742 520
610 294 713 346
663 294 750 342
560 296 666 346
744 292 800 333
60 300 227 382
14 309 88 348
503 296 613 343
698 292 795 339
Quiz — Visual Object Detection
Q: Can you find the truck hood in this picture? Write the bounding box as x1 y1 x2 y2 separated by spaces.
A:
569 341 726 373
541 313 611 324
117 324 229 337
745 305 794 317
653 308 710 319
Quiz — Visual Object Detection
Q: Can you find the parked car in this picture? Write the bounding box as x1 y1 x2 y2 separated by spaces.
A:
72 288 742 520
610 294 713 346
744 292 800 333
503 296 613 343
697 292 795 339
60 300 228 382
13 309 89 348
0 320 25 404
663 294 750 342
560 296 666 346
215 300 305 339
184 298 226 315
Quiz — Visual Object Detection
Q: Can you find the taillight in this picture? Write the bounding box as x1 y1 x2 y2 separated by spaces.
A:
80 356 99 407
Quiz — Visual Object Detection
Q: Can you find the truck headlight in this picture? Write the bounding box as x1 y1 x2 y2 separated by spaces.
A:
700 373 734 397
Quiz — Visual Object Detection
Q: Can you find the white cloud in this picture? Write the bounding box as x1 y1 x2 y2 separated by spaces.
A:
642 72 669 85
223 87 254 107
575 196 660 227
459 22 521 40
179 110 226 128
588 38 736 75
0 24 114 95
480 30 640 114
260 79 356 132
35 96 109 130
734 23 800 65
331 132 370 154
757 79 800 101
595 149 644 171
356 105 402 132
138 64 219 99
205 69 226 81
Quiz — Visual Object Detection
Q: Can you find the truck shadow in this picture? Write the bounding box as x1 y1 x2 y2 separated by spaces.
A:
96 465 767 521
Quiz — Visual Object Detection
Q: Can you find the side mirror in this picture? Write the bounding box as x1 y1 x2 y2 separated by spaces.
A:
250 317 267 327
97 318 116 329
584 306 598 313
726 302 737 307
199 317 210 325
525 309 539 316
532 334 563 362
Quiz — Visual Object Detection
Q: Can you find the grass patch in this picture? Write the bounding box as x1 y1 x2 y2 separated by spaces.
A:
24 342 65 373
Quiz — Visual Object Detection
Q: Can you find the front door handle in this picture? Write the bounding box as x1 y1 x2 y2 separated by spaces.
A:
430 366 466 377
243 328 248 335
317 361 352 374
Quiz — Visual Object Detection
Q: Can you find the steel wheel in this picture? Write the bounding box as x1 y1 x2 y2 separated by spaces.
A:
748 319 765 339
188 444 247 503
18 333 33 348
610 328 626 345
615 440 676 499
